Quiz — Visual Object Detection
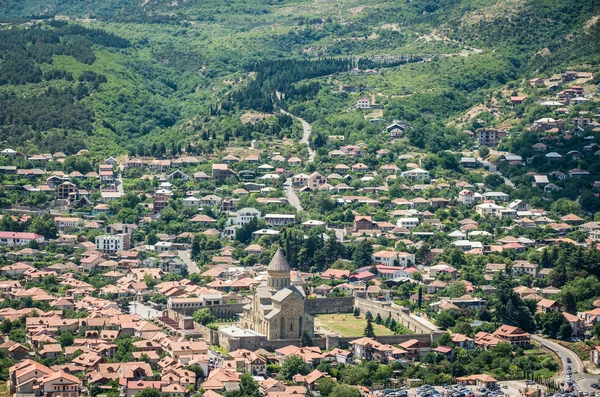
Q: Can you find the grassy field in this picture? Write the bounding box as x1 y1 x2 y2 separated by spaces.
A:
315 313 395 338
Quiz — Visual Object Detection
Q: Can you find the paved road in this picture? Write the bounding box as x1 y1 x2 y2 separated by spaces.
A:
480 159 515 188
283 178 303 212
178 249 200 274
116 161 125 194
280 109 315 163
533 335 597 391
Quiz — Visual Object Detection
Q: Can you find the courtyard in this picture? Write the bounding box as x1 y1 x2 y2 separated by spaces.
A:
315 313 396 337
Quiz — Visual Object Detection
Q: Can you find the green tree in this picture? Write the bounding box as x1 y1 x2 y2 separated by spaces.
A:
29 215 58 239
478 145 490 158
278 355 311 380
58 331 74 347
484 174 504 189
364 317 375 338
330 384 362 397
436 311 456 329
375 313 383 325
225 373 260 397
316 377 336 396
562 291 577 314
352 240 373 268
193 308 216 325
136 388 160 397
301 330 313 347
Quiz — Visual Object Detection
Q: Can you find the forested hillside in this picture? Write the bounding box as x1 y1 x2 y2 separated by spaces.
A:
0 0 598 157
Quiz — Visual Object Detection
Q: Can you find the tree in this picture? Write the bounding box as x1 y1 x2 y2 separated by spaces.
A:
316 377 336 396
436 311 456 329
365 311 373 322
417 286 423 309
478 145 490 158
538 312 569 339
186 364 204 380
375 313 383 325
484 174 504 189
29 215 58 239
136 388 160 397
353 307 360 317
562 291 577 314
193 308 216 325
301 330 314 347
437 332 453 347
58 330 74 347
364 317 375 338
330 384 362 397
557 322 572 340
225 373 260 397
278 355 310 380
592 321 600 340
352 240 373 268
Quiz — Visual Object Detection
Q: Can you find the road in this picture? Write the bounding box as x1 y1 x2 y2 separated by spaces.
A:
178 250 200 274
533 335 597 391
280 109 315 163
480 159 515 189
284 178 303 212
116 162 125 194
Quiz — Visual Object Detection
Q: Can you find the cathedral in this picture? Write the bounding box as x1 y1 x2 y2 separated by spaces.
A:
240 248 314 340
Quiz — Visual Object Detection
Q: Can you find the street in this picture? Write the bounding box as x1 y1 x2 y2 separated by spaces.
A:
532 335 597 392
178 249 200 274
280 109 315 163
284 178 304 212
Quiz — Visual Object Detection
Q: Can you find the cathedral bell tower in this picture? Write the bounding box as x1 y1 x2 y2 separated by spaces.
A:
267 248 291 290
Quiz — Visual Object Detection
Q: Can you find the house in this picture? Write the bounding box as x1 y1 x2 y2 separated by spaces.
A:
477 130 504 146
458 190 475 205
564 312 584 337
372 251 399 266
475 203 501 217
0 232 44 247
235 208 261 225
492 324 530 347
307 172 327 191
356 97 371 109
264 214 295 226
401 168 430 182
354 216 374 231
212 164 237 181
536 299 562 313
96 234 130 255
399 339 430 359
511 260 538 278
397 217 419 229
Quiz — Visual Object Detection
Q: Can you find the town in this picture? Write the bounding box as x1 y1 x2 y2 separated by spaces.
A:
2 18 600 397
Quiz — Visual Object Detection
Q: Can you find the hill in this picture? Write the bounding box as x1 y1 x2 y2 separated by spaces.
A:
0 0 598 157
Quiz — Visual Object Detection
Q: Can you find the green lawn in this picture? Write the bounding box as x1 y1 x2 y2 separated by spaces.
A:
315 314 395 337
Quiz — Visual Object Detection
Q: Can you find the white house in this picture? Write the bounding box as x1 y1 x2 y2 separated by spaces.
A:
475 203 502 217
95 234 129 254
372 251 398 266
0 232 45 247
356 97 371 109
183 197 201 207
397 217 419 229
263 214 296 226
236 208 261 225
401 168 430 182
